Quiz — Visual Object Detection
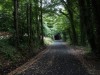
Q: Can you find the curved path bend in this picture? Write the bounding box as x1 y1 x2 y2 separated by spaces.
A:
16 40 90 75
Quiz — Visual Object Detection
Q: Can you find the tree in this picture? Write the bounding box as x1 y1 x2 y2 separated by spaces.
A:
61 0 78 45
91 0 100 56
13 0 19 48
78 0 87 45
40 0 44 45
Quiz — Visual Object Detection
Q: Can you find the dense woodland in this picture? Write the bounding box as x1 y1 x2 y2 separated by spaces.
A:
0 0 100 74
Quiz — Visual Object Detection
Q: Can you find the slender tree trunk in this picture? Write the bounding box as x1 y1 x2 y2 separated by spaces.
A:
78 0 87 45
69 11 78 45
67 0 78 45
13 0 19 48
35 0 41 46
29 2 33 50
26 2 30 49
68 28 72 43
26 1 33 51
40 0 44 45
26 3 29 39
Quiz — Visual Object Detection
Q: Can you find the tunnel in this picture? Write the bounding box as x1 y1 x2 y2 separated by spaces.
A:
54 33 61 40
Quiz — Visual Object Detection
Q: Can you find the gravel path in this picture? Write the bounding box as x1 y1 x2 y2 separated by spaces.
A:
17 40 90 75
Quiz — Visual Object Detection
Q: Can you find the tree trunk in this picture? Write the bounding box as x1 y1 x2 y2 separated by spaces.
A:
78 0 97 53
34 0 41 47
29 2 33 50
13 0 19 48
67 0 78 45
78 0 87 45
91 0 100 56
40 0 44 45
61 0 78 45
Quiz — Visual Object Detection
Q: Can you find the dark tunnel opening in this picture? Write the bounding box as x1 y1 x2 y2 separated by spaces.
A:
54 33 61 40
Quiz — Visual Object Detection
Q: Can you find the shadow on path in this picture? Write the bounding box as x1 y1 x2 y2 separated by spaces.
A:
17 40 90 75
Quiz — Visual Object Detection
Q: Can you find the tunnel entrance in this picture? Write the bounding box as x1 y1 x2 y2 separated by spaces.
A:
54 33 61 40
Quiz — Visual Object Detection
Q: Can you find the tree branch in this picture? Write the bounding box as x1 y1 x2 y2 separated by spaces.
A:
59 9 68 17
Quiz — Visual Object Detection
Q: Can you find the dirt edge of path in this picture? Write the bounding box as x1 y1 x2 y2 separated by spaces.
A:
7 46 50 75
69 46 100 75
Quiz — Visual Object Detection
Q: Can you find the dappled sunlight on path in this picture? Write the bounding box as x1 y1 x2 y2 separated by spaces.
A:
9 40 91 75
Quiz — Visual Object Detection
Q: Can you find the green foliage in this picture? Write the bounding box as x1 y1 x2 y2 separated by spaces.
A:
0 0 100 73
43 13 69 40
44 37 53 45
0 39 22 62
0 12 13 31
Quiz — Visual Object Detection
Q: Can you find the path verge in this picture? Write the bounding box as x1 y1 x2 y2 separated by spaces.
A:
8 46 50 75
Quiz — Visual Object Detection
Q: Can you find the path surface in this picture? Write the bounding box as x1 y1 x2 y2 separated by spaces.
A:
17 40 90 75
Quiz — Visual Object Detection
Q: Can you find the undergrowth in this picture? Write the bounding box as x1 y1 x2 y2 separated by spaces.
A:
0 39 24 69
